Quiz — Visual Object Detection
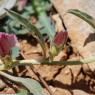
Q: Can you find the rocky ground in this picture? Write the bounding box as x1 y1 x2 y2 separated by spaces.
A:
0 0 95 95
18 35 95 95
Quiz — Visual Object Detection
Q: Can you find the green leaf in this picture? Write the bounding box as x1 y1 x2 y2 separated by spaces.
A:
38 12 55 42
32 0 55 42
0 89 28 95
0 71 47 95
5 9 46 57
16 89 28 95
6 19 29 35
25 5 34 14
5 9 37 35
12 89 31 95
43 2 52 11
11 46 20 59
67 9 95 29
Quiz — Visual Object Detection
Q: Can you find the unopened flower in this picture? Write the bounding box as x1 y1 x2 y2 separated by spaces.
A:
0 32 18 56
52 14 68 46
17 0 28 11
54 31 68 46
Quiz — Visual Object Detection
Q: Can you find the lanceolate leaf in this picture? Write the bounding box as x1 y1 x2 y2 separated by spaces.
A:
11 46 20 59
67 9 95 29
5 9 35 35
0 71 47 95
32 0 55 42
5 9 46 57
15 89 28 95
38 12 55 42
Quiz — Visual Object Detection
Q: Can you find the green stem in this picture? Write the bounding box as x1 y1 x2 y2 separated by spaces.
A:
17 55 95 65
0 56 95 71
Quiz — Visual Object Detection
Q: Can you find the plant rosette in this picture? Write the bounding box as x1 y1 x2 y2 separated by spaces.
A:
0 0 16 18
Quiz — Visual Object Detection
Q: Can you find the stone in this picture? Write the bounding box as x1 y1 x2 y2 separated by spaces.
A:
68 65 82 80
55 66 72 85
73 89 91 95
54 88 71 95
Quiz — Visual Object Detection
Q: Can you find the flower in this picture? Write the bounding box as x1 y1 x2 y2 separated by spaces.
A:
54 30 68 46
52 14 68 46
0 32 18 56
50 30 68 57
17 0 28 11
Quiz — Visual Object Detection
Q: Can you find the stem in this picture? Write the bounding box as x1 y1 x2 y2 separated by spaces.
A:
17 56 95 65
0 56 95 71
19 59 40 64
37 37 46 58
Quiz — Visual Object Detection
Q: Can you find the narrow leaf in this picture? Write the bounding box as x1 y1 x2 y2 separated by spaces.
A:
0 88 28 95
67 9 95 29
16 89 28 95
5 9 46 57
38 12 55 42
0 71 47 95
11 46 20 59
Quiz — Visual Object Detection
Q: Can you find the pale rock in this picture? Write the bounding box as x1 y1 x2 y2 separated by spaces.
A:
34 65 63 81
68 65 82 79
73 89 91 95
54 88 71 95
55 66 72 85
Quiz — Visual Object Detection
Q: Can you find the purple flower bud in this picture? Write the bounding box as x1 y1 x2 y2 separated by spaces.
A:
17 0 28 11
0 32 18 56
54 31 68 46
